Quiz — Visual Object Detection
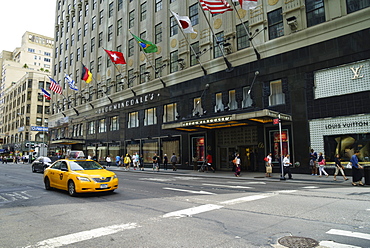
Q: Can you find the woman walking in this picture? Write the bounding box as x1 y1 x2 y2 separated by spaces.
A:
318 152 329 178
333 154 348 181
234 153 241 177
265 153 273 177
350 150 364 186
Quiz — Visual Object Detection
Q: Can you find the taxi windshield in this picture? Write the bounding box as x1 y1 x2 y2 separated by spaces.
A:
69 161 103 171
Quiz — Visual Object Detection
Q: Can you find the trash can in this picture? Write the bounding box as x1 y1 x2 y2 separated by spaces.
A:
364 166 370 185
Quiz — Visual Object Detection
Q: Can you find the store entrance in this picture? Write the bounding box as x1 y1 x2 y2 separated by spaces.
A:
218 145 258 172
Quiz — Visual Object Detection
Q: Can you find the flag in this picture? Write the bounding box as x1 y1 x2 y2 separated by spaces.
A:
233 0 258 10
199 0 233 14
170 10 197 34
130 32 158 53
81 65 93 83
41 88 51 100
48 76 63 95
65 74 78 91
104 49 126 64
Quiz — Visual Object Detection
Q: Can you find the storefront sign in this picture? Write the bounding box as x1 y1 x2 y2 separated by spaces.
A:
182 116 232 127
95 93 157 114
30 126 48 132
325 121 368 130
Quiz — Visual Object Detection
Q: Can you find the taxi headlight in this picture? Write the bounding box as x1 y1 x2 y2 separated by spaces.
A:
76 176 91 182
113 174 117 179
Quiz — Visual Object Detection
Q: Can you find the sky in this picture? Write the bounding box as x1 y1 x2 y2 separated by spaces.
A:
0 1 56 52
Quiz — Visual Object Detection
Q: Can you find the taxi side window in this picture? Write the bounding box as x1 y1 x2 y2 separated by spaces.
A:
51 161 62 169
60 162 68 170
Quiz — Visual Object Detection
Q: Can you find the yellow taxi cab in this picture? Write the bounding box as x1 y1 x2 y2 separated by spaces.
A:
43 158 119 196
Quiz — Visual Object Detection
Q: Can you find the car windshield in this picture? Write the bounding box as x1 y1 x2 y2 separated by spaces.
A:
44 157 52 163
69 161 103 171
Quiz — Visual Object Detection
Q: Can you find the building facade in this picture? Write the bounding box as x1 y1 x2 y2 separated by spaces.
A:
0 32 54 156
49 0 370 172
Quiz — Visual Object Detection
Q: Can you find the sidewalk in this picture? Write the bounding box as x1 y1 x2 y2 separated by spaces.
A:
108 166 354 186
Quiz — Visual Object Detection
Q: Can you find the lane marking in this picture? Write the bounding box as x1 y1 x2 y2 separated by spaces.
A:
163 187 216 195
327 229 370 241
319 240 361 248
302 186 319 189
226 181 266 185
220 194 273 205
140 178 174 182
163 204 223 218
173 177 201 180
26 223 139 248
202 183 252 189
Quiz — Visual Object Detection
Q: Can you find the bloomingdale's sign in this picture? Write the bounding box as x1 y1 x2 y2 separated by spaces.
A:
95 93 157 114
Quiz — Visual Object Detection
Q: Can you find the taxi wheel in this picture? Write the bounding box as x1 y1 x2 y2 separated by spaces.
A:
68 180 77 196
44 177 51 190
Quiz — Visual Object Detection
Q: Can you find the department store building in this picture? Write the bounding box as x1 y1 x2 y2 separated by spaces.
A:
49 0 370 172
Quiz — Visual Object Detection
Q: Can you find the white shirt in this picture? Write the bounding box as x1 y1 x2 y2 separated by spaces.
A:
283 156 290 167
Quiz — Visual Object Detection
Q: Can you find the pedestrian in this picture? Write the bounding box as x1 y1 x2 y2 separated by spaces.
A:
333 154 348 181
282 154 293 179
350 150 364 186
152 153 160 171
115 154 121 167
105 155 112 167
132 152 140 170
206 153 215 172
310 149 318 175
139 154 144 171
265 152 273 177
2 155 7 164
318 152 329 178
234 153 241 177
163 154 168 170
170 153 177 171
192 156 198 171
124 154 131 170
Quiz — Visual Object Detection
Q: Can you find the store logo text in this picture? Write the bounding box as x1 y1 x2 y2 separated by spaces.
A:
325 121 368 129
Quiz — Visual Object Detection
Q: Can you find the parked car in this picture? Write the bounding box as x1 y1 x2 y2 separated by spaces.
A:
31 157 53 173
43 159 119 196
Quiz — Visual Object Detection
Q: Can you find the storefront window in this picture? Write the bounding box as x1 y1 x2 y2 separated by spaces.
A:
162 140 180 163
192 137 205 162
142 141 158 163
269 130 289 162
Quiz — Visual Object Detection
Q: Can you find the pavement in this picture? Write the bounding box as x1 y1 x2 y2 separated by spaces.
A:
107 166 362 187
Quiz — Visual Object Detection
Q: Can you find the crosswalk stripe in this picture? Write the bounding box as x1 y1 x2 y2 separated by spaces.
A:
327 229 370 240
320 240 361 248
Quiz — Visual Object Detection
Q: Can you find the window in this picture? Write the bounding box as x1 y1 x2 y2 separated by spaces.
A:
117 19 123 36
193 97 203 116
77 48 81 61
109 2 114 17
77 28 81 41
268 8 284 40
155 23 162 43
269 79 285 106
163 103 178 122
306 0 325 27
71 34 75 46
228 90 237 110
88 121 95 135
99 10 104 25
129 10 135 29
91 37 95 52
98 119 106 133
108 25 113 41
84 23 88 36
347 0 370 13
214 32 224 58
140 64 147 84
118 0 123 11
140 2 147 21
98 32 103 47
128 112 139 128
189 4 199 26
155 57 163 78
242 86 253 108
170 16 178 36
36 117 42 126
97 56 102 72
110 116 119 131
37 105 43 114
144 108 157 126
214 93 224 112
170 50 178 73
128 39 135 57
236 22 250 50
190 42 199 66
83 43 87 57
155 0 162 12
91 16 96 30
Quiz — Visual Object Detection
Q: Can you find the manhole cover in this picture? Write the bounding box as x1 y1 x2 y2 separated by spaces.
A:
278 236 319 248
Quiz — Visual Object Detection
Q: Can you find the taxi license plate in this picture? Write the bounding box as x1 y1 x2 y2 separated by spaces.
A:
100 184 108 189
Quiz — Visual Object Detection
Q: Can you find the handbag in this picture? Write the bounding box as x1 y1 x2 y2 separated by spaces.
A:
266 166 272 173
346 162 352 169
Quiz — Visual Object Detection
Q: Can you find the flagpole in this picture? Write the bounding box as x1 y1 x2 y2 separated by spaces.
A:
197 0 234 72
129 31 166 87
169 10 207 76
60 92 80 116
228 0 261 60
102 48 136 96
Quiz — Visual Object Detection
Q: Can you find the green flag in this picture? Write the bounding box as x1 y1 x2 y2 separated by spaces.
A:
130 32 158 53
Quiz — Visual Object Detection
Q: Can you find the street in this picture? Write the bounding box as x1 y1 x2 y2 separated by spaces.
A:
0 163 369 248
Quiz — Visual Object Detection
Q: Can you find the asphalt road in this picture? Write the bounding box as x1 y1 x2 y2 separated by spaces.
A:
1 162 369 248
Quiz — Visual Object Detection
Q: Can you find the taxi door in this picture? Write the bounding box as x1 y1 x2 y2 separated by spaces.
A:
56 161 70 190
48 161 69 190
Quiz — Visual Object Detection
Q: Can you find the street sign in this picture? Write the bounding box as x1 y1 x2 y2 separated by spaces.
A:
273 118 280 125
30 126 48 132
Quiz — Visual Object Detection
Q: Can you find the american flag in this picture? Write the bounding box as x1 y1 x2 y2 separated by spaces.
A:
199 0 233 14
48 76 63 95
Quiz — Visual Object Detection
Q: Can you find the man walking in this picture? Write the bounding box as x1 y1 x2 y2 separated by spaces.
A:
170 153 177 171
283 154 293 179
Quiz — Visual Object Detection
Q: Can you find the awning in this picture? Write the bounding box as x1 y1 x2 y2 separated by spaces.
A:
50 139 85 145
162 109 292 132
